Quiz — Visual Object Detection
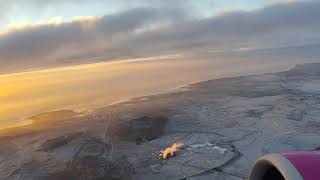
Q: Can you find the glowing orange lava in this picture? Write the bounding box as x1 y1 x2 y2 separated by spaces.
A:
160 142 183 159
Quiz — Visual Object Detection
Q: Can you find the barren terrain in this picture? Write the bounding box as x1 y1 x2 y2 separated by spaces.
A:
1 63 320 180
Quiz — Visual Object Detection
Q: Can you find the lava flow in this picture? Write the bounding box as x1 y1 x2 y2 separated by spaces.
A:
160 142 183 159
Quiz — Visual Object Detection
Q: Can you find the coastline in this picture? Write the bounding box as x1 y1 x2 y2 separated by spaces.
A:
0 63 298 132
1 63 320 179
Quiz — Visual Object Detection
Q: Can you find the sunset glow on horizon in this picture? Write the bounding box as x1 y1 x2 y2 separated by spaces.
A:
1 0 320 129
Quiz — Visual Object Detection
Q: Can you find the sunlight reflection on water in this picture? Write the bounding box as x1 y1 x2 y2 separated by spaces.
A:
0 56 309 129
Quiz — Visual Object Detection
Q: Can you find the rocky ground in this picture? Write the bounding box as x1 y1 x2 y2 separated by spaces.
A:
1 63 320 180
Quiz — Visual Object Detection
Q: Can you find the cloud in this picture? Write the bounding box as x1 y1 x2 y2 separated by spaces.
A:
0 7 184 72
102 1 320 56
0 0 213 22
0 1 320 73
270 0 300 3
0 0 106 24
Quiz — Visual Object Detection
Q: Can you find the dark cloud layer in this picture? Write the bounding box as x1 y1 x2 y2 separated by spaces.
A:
0 1 319 73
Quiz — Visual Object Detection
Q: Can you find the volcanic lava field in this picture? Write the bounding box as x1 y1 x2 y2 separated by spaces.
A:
1 63 320 180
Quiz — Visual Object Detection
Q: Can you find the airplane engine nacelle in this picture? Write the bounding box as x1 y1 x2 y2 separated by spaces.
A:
248 151 320 180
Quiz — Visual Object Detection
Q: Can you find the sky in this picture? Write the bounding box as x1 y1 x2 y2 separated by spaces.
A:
0 0 318 74
0 0 290 26
2 0 320 129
